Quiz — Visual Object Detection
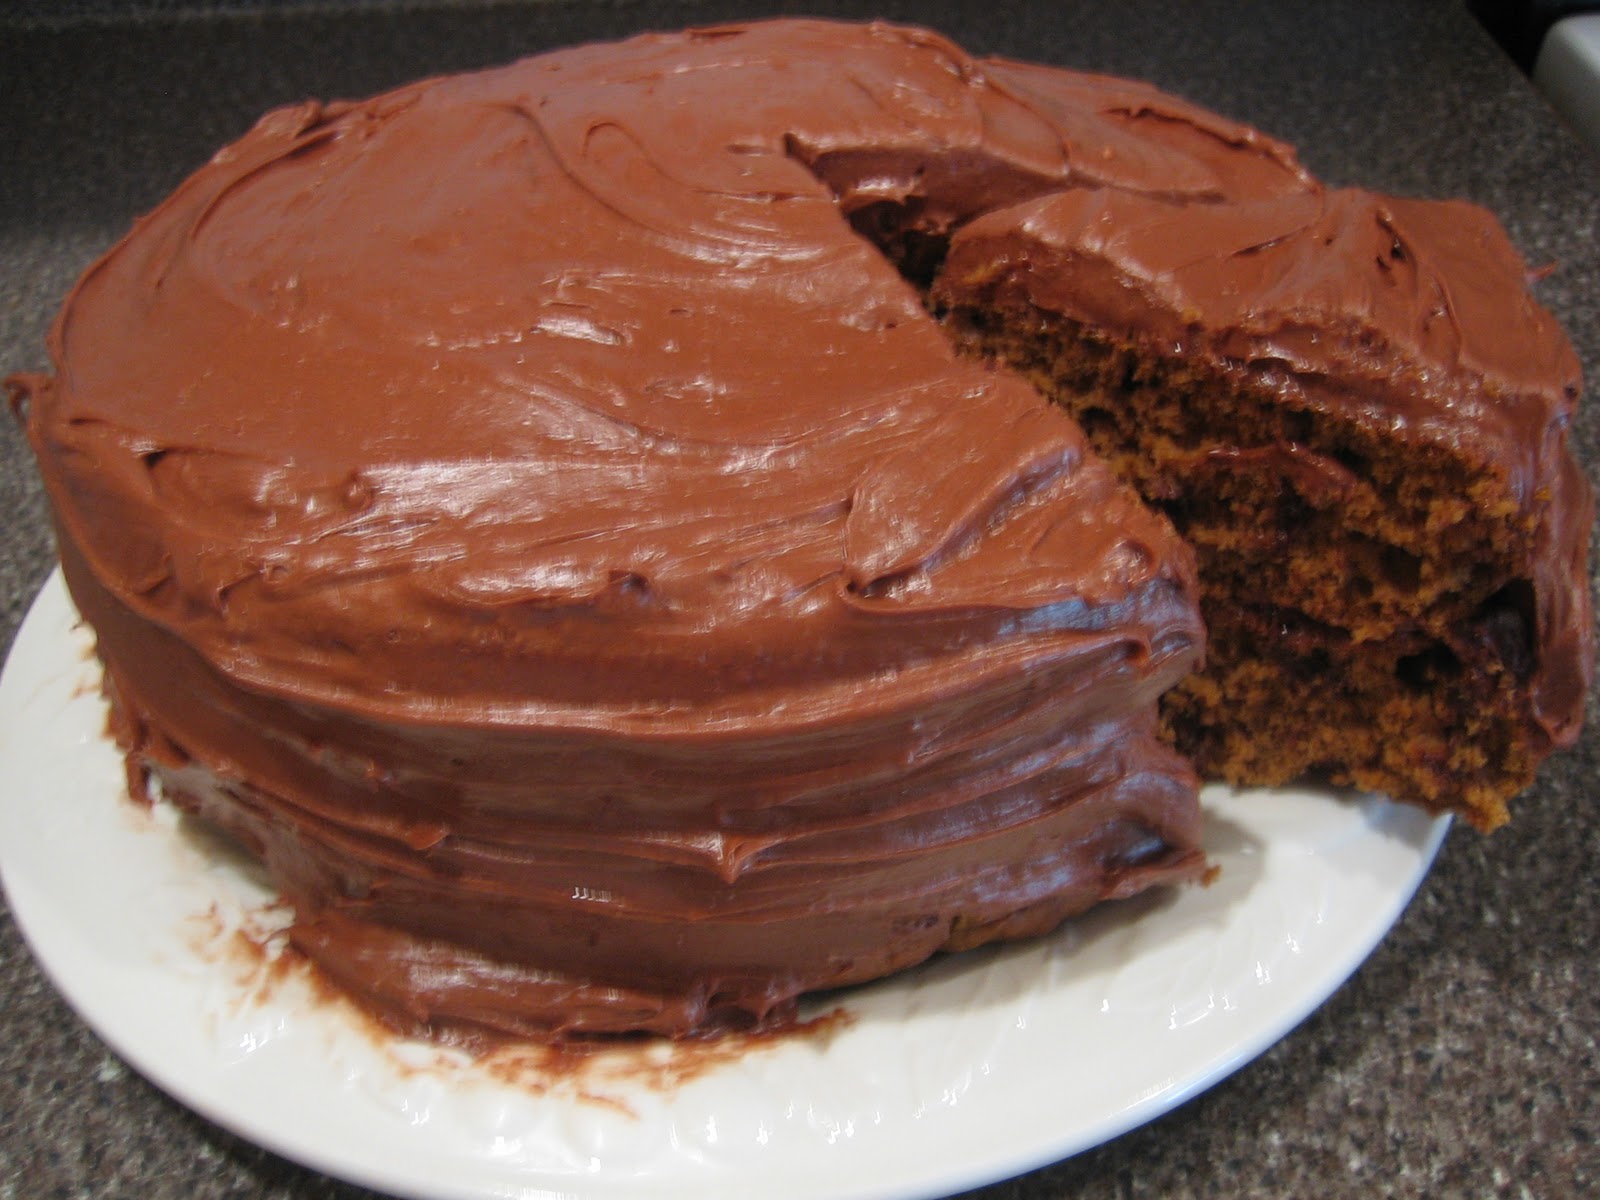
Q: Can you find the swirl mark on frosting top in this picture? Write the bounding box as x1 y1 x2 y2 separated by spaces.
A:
43 20 1231 730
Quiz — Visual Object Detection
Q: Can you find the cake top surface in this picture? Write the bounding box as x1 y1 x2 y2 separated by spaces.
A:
23 17 1579 733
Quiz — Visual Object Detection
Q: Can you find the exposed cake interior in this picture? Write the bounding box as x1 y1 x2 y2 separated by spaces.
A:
832 180 1590 831
935 297 1544 828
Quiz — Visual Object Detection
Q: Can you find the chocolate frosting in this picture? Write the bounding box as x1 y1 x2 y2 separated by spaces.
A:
13 20 1233 1039
13 18 1585 1038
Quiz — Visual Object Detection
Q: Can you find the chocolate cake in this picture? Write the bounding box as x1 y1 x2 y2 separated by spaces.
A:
8 19 1589 1040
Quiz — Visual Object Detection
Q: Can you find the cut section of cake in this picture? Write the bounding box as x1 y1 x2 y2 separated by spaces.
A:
931 177 1591 830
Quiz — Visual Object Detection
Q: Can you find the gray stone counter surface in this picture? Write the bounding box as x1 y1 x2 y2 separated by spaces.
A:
1 1 1596 1196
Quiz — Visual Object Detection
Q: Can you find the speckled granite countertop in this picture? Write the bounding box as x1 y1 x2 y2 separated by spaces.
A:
1 1 1596 1196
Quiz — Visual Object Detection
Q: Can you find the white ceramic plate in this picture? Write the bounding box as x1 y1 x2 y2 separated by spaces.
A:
0 571 1448 1200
